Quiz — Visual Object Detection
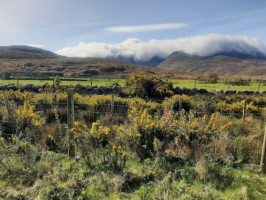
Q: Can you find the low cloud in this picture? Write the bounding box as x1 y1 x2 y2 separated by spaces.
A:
55 34 266 62
105 23 188 32
26 44 47 49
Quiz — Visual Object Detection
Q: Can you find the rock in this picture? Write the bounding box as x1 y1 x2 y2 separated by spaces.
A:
0 85 8 90
7 85 17 91
236 90 243 95
216 89 223 94
198 89 208 94
242 90 255 95
224 90 236 95
207 90 216 95
174 87 182 94
90 88 100 95
191 88 199 94
32 85 41 92
182 88 192 95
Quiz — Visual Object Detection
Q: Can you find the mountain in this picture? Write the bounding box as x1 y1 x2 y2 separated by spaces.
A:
107 56 165 67
0 45 195 79
157 51 266 76
0 45 60 59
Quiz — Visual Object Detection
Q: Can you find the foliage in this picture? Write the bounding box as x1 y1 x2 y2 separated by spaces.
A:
0 90 265 199
126 74 174 98
207 72 219 83
224 78 251 86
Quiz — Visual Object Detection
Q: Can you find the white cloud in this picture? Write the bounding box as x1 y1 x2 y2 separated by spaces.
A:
55 34 266 62
105 23 188 32
25 44 47 49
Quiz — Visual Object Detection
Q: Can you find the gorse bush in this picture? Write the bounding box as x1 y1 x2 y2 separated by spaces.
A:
0 89 265 199
126 74 174 98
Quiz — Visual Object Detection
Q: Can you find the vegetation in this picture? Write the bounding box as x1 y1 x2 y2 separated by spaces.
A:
126 74 174 98
207 72 219 83
0 78 265 199
0 77 265 91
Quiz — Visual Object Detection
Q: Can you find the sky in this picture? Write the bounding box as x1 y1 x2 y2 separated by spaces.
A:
1 0 266 60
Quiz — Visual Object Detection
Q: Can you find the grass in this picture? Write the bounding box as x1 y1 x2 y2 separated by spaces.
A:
0 78 265 91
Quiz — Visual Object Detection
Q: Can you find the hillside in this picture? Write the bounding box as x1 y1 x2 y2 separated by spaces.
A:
158 51 266 77
0 46 196 79
0 45 60 59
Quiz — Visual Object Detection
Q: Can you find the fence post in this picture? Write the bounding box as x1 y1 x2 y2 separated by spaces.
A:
111 94 114 114
53 93 57 106
194 79 197 88
258 80 261 91
179 97 183 112
25 95 29 110
228 82 231 90
5 95 8 107
164 100 168 113
260 124 266 173
242 100 247 122
67 88 75 158
90 77 93 86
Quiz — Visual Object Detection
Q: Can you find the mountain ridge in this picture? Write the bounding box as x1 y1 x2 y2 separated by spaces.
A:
0 45 265 77
0 45 60 59
0 45 195 79
157 51 266 76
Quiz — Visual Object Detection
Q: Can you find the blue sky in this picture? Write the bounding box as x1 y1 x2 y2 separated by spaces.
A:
1 0 266 59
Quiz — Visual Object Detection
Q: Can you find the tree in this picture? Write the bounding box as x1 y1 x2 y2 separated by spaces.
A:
207 72 219 83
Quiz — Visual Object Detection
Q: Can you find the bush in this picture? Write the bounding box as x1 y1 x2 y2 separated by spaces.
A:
207 72 219 83
126 74 174 98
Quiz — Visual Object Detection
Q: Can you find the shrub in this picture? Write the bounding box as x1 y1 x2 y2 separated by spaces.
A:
126 74 174 98
207 72 219 83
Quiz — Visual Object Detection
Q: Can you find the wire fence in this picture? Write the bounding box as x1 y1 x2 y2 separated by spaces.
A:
0 93 265 177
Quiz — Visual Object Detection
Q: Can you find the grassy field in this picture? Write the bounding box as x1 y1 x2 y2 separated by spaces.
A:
0 78 265 91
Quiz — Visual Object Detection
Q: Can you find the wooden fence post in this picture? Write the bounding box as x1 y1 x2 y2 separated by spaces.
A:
194 79 197 88
242 100 247 122
260 124 266 173
67 88 75 158
5 95 8 107
258 80 261 91
53 94 57 106
111 95 114 114
228 82 231 90
179 97 183 112
164 100 168 113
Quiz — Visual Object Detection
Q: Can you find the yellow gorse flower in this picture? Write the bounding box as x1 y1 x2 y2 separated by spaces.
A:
20 142 28 147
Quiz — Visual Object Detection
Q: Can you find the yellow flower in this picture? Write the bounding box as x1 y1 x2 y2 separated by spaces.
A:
20 142 28 147
165 149 172 156
0 137 4 142
147 170 156 176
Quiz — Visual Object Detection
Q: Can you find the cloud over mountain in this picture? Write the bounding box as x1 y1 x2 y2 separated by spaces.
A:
55 34 266 62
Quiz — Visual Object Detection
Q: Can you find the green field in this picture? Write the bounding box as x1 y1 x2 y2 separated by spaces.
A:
0 78 265 91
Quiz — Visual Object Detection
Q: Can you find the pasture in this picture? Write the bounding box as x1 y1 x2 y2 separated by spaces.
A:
0 77 265 91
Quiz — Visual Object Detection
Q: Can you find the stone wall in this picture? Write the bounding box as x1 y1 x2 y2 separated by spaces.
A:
0 84 264 96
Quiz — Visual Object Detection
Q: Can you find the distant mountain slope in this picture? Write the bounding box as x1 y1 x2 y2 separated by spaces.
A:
106 56 165 67
0 45 60 59
0 46 196 79
158 51 266 76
